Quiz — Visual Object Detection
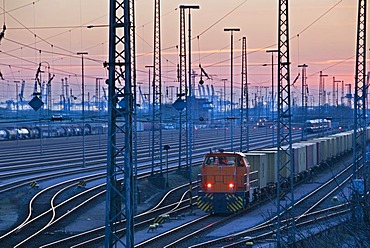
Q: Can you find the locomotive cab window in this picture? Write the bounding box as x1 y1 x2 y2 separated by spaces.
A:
236 157 245 167
204 155 236 166
221 156 235 166
204 156 216 165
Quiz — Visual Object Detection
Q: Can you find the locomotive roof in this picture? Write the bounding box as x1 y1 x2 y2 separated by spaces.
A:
206 151 245 157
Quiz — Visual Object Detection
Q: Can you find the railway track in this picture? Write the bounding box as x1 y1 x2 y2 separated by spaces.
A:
0 127 319 246
220 205 351 248
179 155 357 247
39 182 196 247
0 173 105 247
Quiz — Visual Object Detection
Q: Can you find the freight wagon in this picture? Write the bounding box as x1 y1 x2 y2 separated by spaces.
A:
197 129 360 214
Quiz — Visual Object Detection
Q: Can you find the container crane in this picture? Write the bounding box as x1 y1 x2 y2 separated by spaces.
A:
102 86 108 110
41 81 46 100
33 63 42 96
19 80 25 102
102 86 107 101
206 85 211 101
210 85 215 103
197 84 202 98
198 84 206 98
198 64 210 85
138 86 148 110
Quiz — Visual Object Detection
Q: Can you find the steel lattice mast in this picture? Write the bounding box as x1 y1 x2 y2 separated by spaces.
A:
106 0 135 246
352 0 367 220
298 64 308 141
177 7 188 170
151 0 163 176
182 5 199 212
240 36 249 152
130 0 138 214
353 0 367 181
276 0 295 246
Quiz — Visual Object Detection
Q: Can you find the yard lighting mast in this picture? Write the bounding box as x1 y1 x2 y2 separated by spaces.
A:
77 52 88 168
224 27 240 151
181 4 199 212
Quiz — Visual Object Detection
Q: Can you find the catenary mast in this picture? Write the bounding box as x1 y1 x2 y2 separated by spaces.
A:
151 0 163 178
352 0 367 221
276 0 295 246
106 0 135 246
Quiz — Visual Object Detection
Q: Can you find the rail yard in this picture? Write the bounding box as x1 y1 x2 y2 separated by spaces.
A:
1 1 370 247
0 123 367 247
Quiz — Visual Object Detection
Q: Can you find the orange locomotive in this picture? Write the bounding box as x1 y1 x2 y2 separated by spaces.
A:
197 151 257 214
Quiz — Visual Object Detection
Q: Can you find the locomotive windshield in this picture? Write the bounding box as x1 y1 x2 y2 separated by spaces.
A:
204 155 241 166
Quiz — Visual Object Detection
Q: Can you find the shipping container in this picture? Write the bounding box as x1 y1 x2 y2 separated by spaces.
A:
244 152 268 189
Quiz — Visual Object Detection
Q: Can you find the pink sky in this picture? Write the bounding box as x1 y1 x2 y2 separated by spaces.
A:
0 0 364 105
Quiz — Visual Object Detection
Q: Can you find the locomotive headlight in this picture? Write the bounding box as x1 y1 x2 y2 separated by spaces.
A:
228 183 234 189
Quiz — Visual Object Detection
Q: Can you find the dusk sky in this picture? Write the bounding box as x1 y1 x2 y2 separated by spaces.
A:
0 0 364 106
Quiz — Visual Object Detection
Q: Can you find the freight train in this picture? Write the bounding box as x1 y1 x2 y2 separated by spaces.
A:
197 129 366 214
0 123 106 141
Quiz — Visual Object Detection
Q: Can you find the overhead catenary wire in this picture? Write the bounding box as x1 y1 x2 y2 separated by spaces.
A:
0 3 107 67
297 0 343 36
0 0 354 90
2 0 4 24
0 2 107 94
308 55 355 78
0 3 79 56
2 0 251 82
186 0 249 66
0 0 41 18
4 37 104 64
0 49 102 80
136 2 250 72
196 0 249 38
0 0 6 42
198 0 346 77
